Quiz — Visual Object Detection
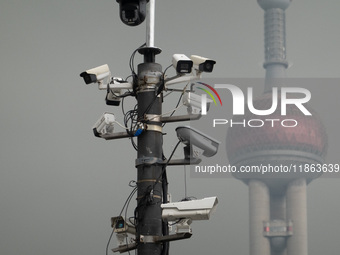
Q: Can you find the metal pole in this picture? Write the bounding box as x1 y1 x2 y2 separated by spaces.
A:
135 68 163 255
146 0 155 47
136 2 164 255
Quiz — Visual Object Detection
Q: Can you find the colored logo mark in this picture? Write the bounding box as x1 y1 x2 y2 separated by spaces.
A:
196 82 223 106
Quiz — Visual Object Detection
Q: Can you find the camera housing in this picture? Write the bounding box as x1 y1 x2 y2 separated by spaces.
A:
161 197 218 221
80 64 110 84
111 216 136 250
183 92 212 114
172 54 193 74
111 216 136 234
190 55 216 73
106 89 121 106
176 126 220 157
116 0 148 26
93 112 115 137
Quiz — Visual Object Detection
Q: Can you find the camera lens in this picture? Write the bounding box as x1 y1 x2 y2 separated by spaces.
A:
202 60 216 73
121 3 139 22
117 0 147 26
205 63 213 72
115 219 125 229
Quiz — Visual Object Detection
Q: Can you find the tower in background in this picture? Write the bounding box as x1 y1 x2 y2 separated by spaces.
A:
226 1 328 255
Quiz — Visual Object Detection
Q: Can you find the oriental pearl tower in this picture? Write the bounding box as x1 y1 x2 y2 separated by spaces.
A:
226 1 328 255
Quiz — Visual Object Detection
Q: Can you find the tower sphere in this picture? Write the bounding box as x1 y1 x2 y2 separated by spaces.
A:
257 0 292 10
226 91 327 191
227 92 327 163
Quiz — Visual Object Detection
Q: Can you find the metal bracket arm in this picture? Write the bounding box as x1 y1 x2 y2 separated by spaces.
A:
160 114 201 123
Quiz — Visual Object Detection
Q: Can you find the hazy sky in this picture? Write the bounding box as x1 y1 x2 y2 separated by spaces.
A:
0 1 339 255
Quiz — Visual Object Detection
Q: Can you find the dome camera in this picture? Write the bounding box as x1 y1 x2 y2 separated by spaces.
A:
116 0 148 26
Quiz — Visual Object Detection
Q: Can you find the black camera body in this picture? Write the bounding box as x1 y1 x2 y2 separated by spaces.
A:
116 0 148 26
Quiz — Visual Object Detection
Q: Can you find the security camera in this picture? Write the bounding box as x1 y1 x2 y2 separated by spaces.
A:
183 92 212 114
98 77 133 90
111 216 136 235
176 126 220 157
190 55 216 73
111 216 136 250
80 64 110 84
161 197 218 221
116 0 148 26
106 89 122 106
175 219 193 234
93 112 115 137
172 54 193 74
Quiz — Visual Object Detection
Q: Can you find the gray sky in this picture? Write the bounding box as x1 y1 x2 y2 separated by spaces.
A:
0 1 339 255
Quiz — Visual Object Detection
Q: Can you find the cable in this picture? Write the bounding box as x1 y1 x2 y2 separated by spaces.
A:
129 180 137 188
153 140 182 189
130 137 138 151
138 95 159 121
162 82 189 127
147 103 184 122
119 187 138 217
163 64 173 80
106 186 138 255
127 43 145 96
132 142 182 255
184 165 187 199
137 64 171 120
128 217 136 226
161 104 184 117
162 90 174 99
114 120 129 130
124 187 137 255
159 141 182 255
156 64 172 95
123 104 140 143
168 219 183 226
134 63 175 127
133 141 181 234
106 229 115 255
125 74 134 81
129 43 146 76
161 169 170 255
123 105 139 151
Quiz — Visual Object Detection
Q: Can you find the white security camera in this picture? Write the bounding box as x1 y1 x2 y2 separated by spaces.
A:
98 77 133 91
183 92 213 114
111 216 136 249
176 126 220 157
161 197 218 221
172 54 193 74
106 89 122 106
80 64 110 84
175 219 193 234
111 216 136 235
190 55 216 73
93 112 115 137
